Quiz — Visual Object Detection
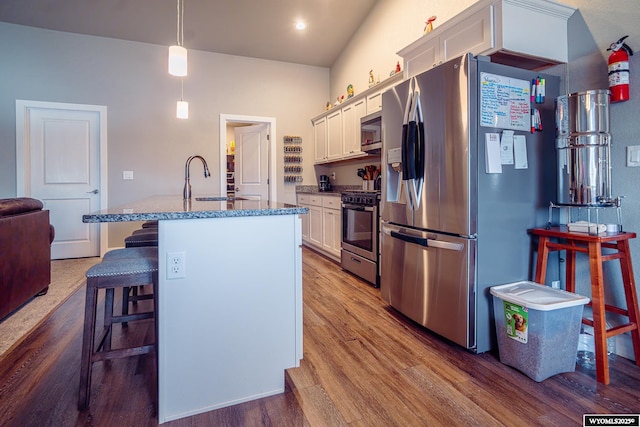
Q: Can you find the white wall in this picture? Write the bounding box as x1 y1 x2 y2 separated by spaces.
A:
329 0 476 101
0 22 329 245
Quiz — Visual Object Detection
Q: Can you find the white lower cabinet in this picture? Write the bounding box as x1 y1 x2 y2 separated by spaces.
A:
298 195 310 242
297 193 342 261
321 196 341 259
308 205 323 247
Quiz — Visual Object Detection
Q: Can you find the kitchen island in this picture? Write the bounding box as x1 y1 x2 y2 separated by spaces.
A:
83 195 307 423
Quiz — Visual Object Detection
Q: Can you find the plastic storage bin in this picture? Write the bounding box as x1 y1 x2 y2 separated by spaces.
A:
490 281 590 382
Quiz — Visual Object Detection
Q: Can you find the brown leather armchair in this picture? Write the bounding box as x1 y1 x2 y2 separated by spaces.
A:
0 198 55 321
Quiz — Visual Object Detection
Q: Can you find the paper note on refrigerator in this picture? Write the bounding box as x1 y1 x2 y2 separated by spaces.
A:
514 135 528 169
500 131 514 165
485 133 502 174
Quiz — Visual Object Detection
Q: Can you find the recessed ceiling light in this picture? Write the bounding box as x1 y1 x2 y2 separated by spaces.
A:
295 21 306 30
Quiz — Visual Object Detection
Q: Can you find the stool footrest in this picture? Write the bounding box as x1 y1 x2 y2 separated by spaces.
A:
129 294 153 302
92 344 155 363
584 302 630 317
607 322 637 337
112 311 154 324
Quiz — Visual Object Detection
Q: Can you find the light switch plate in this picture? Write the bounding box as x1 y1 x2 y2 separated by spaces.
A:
627 145 640 167
123 170 134 180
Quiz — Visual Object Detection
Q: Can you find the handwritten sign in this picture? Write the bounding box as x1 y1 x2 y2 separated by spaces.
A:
480 72 531 131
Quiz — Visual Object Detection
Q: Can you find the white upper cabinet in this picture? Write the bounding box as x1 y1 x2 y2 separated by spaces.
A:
311 73 402 165
440 5 493 65
313 116 327 163
366 91 383 115
399 0 576 78
326 109 343 161
342 98 367 158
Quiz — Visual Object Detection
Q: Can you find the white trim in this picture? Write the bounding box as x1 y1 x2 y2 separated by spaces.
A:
15 99 109 257
219 114 277 202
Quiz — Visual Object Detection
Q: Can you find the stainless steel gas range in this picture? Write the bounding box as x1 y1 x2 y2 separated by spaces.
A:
340 190 380 287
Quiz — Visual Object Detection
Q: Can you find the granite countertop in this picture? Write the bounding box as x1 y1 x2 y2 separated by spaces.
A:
295 185 361 195
82 195 308 223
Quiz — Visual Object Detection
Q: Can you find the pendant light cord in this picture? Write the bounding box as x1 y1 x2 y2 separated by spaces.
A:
176 0 184 47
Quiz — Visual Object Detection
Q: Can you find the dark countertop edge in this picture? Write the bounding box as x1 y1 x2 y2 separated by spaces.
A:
296 185 361 195
296 191 343 195
82 207 309 223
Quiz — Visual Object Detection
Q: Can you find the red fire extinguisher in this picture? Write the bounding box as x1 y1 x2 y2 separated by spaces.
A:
607 35 634 103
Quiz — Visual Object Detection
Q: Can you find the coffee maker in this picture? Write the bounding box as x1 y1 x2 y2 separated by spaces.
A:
318 175 332 192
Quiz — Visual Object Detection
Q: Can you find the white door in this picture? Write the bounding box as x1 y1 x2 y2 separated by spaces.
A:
234 124 269 200
16 100 107 260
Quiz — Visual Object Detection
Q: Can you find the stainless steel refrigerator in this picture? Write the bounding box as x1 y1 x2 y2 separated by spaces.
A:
380 54 559 353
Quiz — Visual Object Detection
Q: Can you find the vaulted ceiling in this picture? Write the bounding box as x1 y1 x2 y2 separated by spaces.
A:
0 0 379 67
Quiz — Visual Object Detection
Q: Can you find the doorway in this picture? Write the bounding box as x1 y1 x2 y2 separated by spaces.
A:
219 114 276 201
15 100 108 259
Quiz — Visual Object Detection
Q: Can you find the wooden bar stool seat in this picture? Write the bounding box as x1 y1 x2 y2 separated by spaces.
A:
530 226 640 385
78 252 158 410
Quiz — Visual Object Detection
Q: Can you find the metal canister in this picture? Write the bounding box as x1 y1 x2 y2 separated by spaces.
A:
567 89 610 134
556 90 613 206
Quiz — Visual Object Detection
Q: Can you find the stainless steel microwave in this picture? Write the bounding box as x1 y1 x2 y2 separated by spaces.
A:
361 111 382 153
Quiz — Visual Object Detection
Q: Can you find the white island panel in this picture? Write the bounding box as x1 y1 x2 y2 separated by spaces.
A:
157 214 302 423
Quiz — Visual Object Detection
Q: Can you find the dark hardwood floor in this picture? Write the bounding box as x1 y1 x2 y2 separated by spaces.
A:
1 247 639 426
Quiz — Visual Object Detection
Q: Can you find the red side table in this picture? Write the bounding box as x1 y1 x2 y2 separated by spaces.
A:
530 226 640 384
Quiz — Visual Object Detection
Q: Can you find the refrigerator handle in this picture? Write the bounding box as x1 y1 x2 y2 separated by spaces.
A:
390 230 428 247
401 123 409 178
405 121 418 180
389 230 464 251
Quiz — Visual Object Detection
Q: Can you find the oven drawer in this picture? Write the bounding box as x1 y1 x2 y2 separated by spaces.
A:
341 250 378 286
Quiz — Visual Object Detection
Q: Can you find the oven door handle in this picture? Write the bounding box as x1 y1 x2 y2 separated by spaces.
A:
342 204 375 212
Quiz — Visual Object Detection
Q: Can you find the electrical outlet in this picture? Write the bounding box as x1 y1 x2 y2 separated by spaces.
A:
551 280 560 289
166 251 186 279
331 172 336 179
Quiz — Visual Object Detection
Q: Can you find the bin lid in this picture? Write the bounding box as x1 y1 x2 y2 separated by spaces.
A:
490 281 590 311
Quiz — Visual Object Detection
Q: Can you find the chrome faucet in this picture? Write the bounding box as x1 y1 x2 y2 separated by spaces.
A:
183 155 211 200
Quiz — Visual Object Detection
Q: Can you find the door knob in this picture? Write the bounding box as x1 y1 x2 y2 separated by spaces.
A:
86 189 99 194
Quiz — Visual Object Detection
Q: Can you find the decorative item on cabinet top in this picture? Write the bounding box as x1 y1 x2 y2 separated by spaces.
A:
284 136 303 183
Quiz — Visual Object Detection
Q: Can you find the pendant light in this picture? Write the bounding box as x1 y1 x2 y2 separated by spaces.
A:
168 0 187 76
177 77 189 119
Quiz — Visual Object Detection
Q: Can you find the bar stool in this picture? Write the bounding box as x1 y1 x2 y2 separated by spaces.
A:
104 247 157 325
132 228 158 235
530 226 640 384
124 231 158 248
123 230 158 313
78 252 158 410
